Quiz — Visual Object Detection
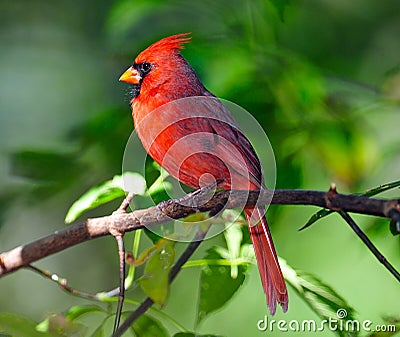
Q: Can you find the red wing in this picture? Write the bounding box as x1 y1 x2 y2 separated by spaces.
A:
141 95 265 190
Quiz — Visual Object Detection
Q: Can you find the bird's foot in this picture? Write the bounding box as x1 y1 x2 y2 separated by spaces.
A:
177 181 220 208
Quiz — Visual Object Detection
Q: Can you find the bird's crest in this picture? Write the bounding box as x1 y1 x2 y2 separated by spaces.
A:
135 33 191 63
150 33 191 51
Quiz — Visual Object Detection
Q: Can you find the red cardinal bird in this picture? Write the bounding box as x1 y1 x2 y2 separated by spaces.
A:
119 33 288 314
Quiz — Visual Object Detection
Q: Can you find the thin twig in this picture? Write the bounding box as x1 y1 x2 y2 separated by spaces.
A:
115 192 135 213
111 192 134 334
26 263 136 301
112 235 126 334
26 265 98 300
339 211 400 282
113 227 209 337
26 263 188 332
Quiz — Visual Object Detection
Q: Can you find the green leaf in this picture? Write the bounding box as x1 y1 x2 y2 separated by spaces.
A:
222 211 244 278
90 325 104 337
299 208 332 231
280 258 358 335
196 248 246 325
174 333 225 337
65 172 146 223
88 316 111 337
139 240 175 305
130 315 169 337
0 313 55 337
64 305 106 321
36 314 86 337
363 180 400 197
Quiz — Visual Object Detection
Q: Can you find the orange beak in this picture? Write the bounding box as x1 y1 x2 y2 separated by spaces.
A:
119 66 141 84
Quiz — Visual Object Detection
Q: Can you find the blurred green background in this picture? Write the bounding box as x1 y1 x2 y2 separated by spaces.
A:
0 0 399 336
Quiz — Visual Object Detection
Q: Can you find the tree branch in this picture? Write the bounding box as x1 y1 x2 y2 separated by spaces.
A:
339 211 400 282
1 188 399 277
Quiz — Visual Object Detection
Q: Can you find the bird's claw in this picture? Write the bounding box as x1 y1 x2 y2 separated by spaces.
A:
156 199 175 220
156 182 221 219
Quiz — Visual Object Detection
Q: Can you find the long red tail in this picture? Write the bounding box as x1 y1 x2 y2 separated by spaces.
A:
245 207 288 314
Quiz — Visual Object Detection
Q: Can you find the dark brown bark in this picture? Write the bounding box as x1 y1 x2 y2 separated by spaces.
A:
1 188 399 277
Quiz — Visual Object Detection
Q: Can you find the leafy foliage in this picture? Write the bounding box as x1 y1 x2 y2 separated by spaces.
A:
139 239 175 305
0 313 55 337
222 211 244 278
36 314 87 337
196 248 247 325
130 315 169 337
64 305 106 321
65 172 146 223
281 259 357 336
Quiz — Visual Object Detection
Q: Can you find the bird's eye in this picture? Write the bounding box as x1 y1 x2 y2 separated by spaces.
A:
139 62 152 74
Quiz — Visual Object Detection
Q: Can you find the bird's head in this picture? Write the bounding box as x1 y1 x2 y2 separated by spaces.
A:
119 33 206 103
